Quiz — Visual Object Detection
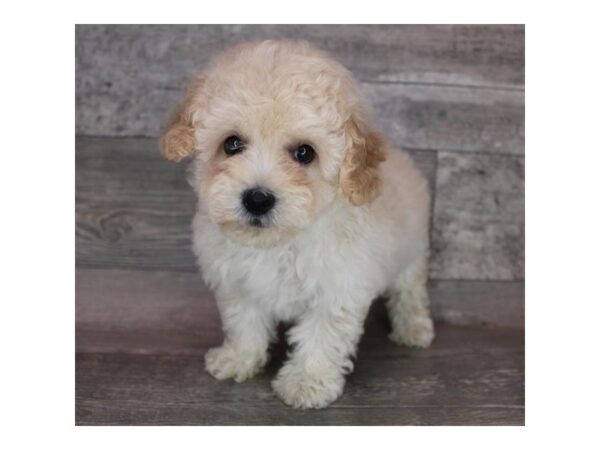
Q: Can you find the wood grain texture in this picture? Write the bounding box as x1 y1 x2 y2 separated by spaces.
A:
75 24 524 156
431 152 525 280
76 269 524 356
75 25 524 87
75 136 437 273
366 83 523 155
76 343 524 425
430 280 524 328
75 269 524 425
76 136 197 272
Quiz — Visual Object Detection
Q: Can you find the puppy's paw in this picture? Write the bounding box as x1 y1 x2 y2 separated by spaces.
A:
272 363 344 409
205 344 267 382
389 314 435 348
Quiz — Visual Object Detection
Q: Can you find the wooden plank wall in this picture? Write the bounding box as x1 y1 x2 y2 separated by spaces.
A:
76 24 524 291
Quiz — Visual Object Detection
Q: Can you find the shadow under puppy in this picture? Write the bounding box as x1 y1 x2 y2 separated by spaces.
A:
161 40 434 409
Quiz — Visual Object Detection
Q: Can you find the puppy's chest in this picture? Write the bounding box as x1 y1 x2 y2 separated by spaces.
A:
203 237 323 319
252 246 319 317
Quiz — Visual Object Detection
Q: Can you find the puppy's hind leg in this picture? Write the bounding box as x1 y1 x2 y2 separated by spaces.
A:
386 258 434 348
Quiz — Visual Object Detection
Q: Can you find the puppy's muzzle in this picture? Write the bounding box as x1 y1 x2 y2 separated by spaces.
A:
242 188 276 217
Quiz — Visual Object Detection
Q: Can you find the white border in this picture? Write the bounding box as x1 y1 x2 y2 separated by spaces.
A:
2 0 600 448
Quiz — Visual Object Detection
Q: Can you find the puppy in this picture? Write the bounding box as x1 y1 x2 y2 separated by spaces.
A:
161 40 434 409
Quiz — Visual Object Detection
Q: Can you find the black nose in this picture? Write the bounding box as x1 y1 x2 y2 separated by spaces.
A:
242 188 276 216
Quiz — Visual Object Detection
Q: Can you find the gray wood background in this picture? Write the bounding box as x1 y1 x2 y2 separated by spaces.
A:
75 25 524 282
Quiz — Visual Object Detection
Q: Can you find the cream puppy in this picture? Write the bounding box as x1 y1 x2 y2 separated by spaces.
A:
161 40 434 409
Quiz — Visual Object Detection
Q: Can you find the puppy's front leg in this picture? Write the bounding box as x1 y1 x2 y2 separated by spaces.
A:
205 295 275 382
272 300 370 409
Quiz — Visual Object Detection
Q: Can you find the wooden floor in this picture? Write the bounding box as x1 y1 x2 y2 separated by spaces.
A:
76 269 524 425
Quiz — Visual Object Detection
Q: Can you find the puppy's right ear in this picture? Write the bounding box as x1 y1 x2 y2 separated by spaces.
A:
160 76 204 162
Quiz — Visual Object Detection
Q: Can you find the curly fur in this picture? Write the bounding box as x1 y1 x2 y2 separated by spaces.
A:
161 40 434 409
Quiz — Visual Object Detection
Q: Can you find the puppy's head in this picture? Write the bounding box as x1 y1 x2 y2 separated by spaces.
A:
161 40 385 247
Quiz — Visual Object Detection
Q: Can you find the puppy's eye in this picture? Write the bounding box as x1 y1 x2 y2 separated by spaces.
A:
223 135 245 156
293 144 315 165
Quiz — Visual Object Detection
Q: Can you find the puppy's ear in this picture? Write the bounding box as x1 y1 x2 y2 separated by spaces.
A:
160 76 204 162
339 114 386 206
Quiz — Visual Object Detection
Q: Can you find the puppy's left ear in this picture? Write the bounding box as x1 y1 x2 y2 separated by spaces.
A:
339 114 386 206
160 75 204 162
